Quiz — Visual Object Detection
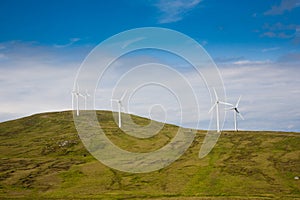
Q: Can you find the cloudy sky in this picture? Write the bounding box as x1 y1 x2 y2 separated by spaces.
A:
0 0 299 132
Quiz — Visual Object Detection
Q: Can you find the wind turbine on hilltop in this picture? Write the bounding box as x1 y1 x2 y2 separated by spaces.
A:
72 84 84 116
83 89 90 110
208 88 232 133
228 96 244 132
111 90 127 128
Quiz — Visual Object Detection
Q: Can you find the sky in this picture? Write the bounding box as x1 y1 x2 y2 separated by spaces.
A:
0 0 299 132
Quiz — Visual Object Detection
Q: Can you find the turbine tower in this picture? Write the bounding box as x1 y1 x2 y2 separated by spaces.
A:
111 90 127 128
228 96 244 131
208 88 232 132
72 84 84 116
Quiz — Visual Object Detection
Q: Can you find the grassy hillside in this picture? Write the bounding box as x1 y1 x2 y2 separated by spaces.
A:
0 111 299 199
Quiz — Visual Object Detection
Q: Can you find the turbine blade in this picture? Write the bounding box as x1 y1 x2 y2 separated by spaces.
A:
111 99 118 102
238 112 244 120
208 103 217 113
236 95 242 107
85 89 90 97
219 101 233 106
120 90 127 101
226 107 235 111
213 88 218 100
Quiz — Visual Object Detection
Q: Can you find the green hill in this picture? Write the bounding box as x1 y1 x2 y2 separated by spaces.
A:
0 111 299 199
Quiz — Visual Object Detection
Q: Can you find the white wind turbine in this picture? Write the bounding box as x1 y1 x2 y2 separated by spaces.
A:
208 88 232 133
111 90 127 128
83 89 90 110
228 96 244 131
72 84 84 116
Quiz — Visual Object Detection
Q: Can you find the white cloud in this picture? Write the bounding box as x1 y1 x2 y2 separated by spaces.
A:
260 31 294 39
261 23 300 41
261 47 280 52
0 64 76 117
0 41 86 122
219 61 300 132
0 41 299 132
278 52 300 62
53 37 81 48
232 60 271 65
201 40 208 46
121 37 146 49
263 22 298 31
154 0 202 24
0 53 6 59
264 0 300 15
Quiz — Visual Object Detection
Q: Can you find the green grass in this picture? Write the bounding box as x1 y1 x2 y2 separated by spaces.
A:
0 110 299 199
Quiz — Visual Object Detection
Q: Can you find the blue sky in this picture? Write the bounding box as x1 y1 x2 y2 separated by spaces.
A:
1 0 299 49
0 0 300 131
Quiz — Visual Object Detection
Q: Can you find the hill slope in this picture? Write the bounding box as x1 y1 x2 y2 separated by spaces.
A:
0 111 299 199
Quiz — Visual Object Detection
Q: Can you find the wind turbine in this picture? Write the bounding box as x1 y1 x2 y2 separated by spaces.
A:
111 90 127 128
72 84 84 116
83 89 90 110
228 96 244 131
208 88 232 132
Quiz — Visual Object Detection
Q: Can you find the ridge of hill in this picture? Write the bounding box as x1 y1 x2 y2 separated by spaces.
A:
0 111 299 199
